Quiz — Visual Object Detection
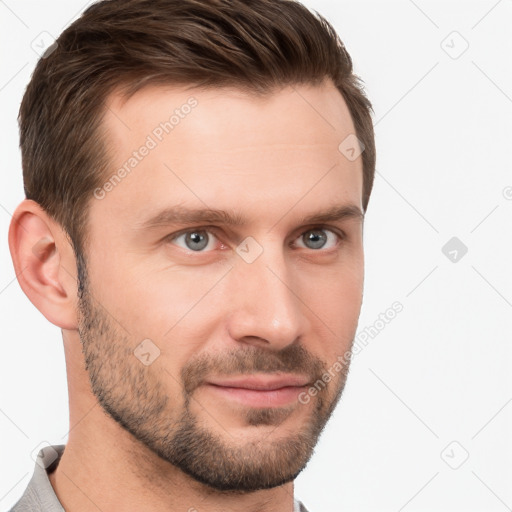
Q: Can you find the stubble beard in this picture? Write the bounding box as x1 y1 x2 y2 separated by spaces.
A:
75 254 351 492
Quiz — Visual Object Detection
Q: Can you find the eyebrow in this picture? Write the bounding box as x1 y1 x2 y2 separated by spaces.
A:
138 203 364 231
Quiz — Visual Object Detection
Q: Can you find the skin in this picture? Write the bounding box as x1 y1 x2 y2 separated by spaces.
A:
9 78 365 512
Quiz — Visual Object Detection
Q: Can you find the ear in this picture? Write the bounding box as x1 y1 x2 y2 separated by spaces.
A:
8 199 79 330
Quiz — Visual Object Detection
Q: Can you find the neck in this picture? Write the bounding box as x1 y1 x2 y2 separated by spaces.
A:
49 430 296 512
48 334 296 512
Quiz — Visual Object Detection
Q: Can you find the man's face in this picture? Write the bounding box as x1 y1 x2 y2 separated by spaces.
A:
77 80 364 491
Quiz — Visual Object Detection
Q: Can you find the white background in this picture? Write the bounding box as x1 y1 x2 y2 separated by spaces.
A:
1 1 511 511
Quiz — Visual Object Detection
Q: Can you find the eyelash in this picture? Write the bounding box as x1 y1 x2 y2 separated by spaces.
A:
165 226 345 253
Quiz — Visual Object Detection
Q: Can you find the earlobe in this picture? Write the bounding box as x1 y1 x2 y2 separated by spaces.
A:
8 199 79 330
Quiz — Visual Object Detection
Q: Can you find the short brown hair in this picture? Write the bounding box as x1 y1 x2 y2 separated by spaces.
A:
19 0 375 258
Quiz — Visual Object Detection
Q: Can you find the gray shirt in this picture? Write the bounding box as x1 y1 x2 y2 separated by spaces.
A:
9 444 309 512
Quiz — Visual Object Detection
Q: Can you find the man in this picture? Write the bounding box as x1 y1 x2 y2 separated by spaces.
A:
7 0 375 510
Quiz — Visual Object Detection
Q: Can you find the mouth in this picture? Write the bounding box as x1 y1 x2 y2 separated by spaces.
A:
203 374 311 408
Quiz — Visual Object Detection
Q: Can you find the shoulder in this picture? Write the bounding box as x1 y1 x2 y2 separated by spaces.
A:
295 499 311 512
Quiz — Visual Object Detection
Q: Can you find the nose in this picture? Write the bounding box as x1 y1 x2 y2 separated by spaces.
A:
225 244 308 351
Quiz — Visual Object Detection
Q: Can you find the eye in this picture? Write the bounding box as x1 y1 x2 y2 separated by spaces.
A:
170 229 220 252
292 227 342 251
166 226 343 253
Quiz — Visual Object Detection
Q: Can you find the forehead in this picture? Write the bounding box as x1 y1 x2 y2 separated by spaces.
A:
92 80 363 233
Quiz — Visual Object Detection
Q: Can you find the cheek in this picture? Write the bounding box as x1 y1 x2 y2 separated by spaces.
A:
109 261 228 346
302 263 363 354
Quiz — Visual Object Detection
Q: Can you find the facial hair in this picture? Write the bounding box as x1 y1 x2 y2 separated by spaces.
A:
75 252 351 493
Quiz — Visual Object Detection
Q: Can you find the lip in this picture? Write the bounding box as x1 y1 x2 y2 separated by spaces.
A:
206 374 311 391
203 374 311 408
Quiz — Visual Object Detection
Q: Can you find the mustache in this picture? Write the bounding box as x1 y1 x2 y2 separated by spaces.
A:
181 343 328 395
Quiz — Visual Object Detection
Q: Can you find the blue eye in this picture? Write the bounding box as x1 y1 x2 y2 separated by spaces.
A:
293 228 341 250
171 230 218 252
167 227 342 253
